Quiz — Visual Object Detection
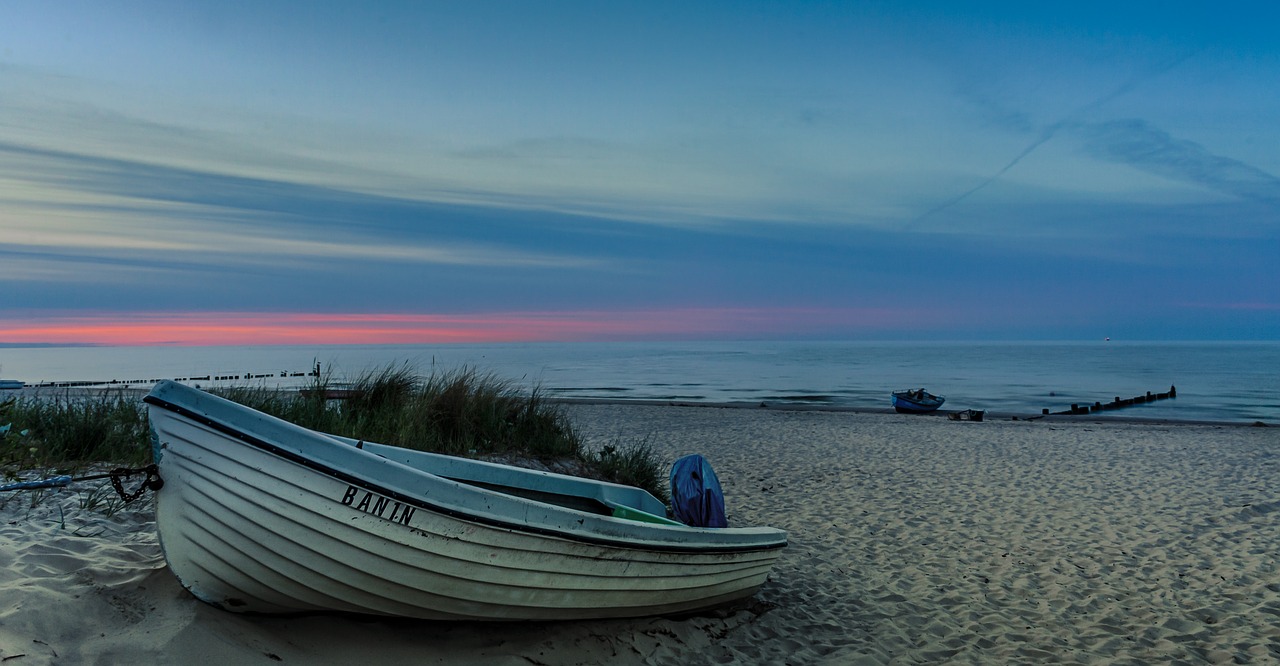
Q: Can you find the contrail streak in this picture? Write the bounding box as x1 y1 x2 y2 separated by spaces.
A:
908 52 1196 228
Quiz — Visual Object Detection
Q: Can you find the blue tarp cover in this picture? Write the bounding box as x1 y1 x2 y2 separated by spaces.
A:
669 454 727 528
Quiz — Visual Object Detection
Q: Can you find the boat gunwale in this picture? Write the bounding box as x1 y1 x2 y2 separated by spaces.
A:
145 392 787 556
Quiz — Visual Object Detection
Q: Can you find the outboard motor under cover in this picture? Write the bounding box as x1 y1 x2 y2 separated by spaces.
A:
669 454 728 528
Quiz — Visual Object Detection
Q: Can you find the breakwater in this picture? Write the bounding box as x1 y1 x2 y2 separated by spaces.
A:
1045 386 1177 415
23 364 321 389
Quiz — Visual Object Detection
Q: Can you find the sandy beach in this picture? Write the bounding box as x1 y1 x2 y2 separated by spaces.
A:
3 404 1279 664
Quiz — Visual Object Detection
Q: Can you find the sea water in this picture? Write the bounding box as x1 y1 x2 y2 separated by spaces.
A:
1 341 1277 423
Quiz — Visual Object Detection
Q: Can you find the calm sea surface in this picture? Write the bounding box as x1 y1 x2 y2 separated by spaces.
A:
2 341 1277 423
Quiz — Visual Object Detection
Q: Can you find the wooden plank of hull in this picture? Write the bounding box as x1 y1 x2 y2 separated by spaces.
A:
150 404 782 620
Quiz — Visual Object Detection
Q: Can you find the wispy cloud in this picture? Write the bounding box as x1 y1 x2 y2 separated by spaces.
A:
1179 302 1280 311
1077 119 1280 204
0 140 606 270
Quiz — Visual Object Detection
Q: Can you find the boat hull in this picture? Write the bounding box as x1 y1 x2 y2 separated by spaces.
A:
146 382 785 620
891 391 945 414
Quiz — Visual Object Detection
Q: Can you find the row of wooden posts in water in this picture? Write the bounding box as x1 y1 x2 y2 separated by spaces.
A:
1046 385 1177 416
25 365 322 389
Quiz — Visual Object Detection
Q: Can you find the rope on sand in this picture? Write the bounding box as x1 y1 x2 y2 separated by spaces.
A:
0 465 163 502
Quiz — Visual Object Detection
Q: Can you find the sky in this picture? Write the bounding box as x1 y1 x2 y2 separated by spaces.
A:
1 1 1277 345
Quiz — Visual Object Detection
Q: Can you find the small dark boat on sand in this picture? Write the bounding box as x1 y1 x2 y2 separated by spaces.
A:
948 409 984 422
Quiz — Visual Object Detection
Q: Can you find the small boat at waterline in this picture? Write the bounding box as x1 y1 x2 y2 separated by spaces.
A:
891 389 945 414
144 380 787 620
948 409 985 422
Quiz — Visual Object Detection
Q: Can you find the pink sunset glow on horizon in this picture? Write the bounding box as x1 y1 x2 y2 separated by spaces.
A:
0 308 939 347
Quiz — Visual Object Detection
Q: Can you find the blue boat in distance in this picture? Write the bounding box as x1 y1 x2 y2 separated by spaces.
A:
892 388 945 414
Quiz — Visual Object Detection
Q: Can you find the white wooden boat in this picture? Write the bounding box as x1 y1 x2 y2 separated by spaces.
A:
144 380 786 620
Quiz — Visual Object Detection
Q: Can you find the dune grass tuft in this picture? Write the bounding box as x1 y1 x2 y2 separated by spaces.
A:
588 438 669 503
1 392 150 472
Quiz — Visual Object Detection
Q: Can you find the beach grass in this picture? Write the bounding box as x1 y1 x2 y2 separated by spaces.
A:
590 437 669 501
1 365 670 502
1 392 150 472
